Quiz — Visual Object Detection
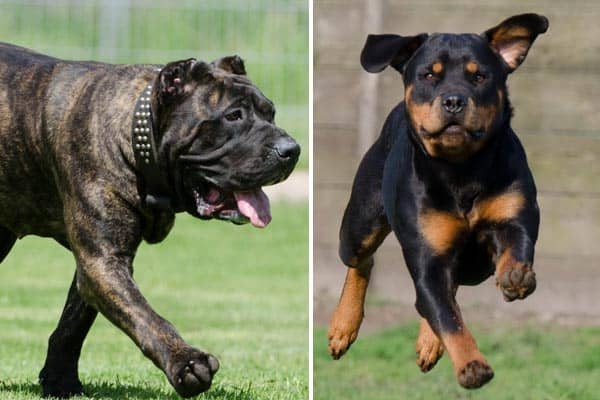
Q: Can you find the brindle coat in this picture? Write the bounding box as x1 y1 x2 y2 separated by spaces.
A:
0 42 299 398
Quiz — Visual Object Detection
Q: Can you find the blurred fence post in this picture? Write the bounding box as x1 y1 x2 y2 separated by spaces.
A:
357 0 382 157
98 0 130 61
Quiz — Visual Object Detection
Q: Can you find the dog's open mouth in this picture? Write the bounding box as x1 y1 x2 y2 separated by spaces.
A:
193 184 271 228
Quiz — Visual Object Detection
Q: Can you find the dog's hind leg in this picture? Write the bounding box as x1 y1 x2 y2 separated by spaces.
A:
39 271 98 398
403 247 493 389
328 137 391 360
0 225 16 263
415 317 445 372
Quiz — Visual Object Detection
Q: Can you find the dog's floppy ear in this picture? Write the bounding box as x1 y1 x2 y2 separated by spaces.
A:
156 59 213 105
212 55 246 75
157 58 198 105
483 13 548 72
360 33 428 73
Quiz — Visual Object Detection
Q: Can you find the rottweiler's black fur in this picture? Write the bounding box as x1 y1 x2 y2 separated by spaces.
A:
329 14 548 389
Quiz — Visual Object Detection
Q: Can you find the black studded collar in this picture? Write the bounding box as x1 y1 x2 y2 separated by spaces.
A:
132 83 174 212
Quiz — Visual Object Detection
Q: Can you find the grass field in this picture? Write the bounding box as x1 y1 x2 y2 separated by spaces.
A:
314 324 600 400
0 202 308 400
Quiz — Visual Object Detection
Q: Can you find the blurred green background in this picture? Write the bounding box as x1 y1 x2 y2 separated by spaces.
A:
0 0 308 168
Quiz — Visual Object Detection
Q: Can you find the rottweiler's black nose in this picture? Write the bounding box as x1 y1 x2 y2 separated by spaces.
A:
273 137 300 160
442 94 466 114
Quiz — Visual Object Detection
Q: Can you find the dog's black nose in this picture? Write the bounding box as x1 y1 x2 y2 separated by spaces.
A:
442 94 466 114
273 137 300 160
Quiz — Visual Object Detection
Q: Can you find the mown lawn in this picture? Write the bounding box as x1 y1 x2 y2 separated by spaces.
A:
314 323 600 400
0 203 308 400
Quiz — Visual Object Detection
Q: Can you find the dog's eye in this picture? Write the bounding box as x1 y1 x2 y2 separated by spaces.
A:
424 72 435 81
473 72 486 84
224 110 243 122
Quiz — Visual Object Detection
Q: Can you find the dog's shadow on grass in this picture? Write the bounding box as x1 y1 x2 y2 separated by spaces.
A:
0 380 259 399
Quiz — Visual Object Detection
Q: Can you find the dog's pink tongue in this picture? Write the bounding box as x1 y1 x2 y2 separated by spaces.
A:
234 189 271 228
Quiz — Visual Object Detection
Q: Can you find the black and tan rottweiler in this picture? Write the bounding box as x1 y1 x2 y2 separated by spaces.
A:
328 13 548 388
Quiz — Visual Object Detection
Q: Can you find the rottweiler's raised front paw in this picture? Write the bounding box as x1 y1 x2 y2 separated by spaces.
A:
457 359 494 389
497 261 536 302
167 349 220 398
415 319 444 372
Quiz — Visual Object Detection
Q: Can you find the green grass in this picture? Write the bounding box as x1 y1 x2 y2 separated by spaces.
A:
314 324 600 400
0 202 308 399
0 1 308 169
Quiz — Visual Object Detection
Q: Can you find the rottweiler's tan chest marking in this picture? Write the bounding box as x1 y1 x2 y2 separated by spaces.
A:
419 190 525 255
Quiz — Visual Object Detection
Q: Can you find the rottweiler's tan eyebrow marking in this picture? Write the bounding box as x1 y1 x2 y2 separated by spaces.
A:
466 61 478 74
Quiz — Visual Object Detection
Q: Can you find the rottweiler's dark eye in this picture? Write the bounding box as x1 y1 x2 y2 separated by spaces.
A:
473 72 486 84
224 110 243 121
424 72 435 81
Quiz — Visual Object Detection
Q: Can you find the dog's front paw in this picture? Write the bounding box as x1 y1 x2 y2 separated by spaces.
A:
167 349 220 398
497 261 536 302
457 359 494 389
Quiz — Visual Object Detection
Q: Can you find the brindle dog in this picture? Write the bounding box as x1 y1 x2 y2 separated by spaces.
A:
0 43 299 398
329 14 547 389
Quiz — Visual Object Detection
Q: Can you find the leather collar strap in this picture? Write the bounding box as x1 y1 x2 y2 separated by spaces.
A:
132 84 174 212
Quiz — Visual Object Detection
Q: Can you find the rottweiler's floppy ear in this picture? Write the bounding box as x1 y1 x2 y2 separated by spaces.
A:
157 58 198 104
212 55 246 75
360 33 428 73
483 13 548 72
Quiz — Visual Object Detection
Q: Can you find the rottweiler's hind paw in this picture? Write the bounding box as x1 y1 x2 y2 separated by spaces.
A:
415 319 444 372
328 323 359 360
457 359 494 389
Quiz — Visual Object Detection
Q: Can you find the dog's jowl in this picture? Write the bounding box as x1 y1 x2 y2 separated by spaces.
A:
0 43 299 398
329 14 547 389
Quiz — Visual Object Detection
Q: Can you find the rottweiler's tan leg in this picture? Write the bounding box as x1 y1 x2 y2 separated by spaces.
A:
440 318 493 389
408 256 493 388
415 318 444 372
331 134 392 360
328 260 372 360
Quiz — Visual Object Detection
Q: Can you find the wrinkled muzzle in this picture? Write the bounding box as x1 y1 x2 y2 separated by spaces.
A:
177 124 300 227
